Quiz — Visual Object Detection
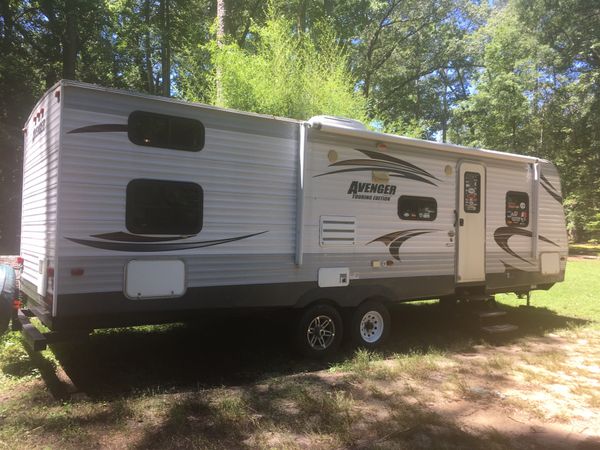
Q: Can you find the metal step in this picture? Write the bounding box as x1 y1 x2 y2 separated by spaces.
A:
17 310 47 351
481 324 519 335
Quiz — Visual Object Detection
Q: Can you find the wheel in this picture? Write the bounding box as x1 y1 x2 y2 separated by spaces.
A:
0 265 16 336
350 300 390 349
295 303 343 358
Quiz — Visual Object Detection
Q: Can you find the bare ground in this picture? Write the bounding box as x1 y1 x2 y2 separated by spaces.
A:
1 302 600 449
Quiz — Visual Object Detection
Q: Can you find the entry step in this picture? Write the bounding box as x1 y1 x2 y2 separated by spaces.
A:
476 311 507 319
481 324 519 335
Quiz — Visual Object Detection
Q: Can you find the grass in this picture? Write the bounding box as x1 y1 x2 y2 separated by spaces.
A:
497 259 600 324
0 258 599 449
569 242 600 256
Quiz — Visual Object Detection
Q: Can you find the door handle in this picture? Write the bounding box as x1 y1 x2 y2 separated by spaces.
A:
459 218 464 226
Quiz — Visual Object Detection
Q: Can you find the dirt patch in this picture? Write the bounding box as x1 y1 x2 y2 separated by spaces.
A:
2 328 600 449
2 297 600 449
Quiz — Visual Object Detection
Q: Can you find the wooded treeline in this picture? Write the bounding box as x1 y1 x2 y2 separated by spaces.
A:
0 0 598 252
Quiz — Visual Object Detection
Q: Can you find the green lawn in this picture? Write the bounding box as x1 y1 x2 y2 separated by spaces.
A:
0 258 599 449
497 258 600 324
569 242 600 257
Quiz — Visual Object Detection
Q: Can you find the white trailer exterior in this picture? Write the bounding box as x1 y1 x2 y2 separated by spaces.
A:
19 81 567 351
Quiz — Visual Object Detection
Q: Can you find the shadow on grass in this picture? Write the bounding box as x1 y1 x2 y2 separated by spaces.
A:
568 244 600 257
130 374 518 450
35 301 588 401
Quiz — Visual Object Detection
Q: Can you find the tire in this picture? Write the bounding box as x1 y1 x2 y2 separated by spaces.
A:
350 300 391 349
0 265 16 336
295 303 343 358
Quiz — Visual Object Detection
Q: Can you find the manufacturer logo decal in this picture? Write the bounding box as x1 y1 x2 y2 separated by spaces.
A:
32 119 46 142
347 181 397 201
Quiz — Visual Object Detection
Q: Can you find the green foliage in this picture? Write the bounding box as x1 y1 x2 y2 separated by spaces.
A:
0 0 599 248
450 6 543 152
210 15 366 121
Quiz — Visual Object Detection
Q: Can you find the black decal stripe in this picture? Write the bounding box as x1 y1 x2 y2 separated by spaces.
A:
494 227 558 265
367 229 409 246
540 173 563 203
388 231 432 260
68 124 128 134
540 173 556 191
501 261 528 273
328 159 438 178
541 180 563 203
315 168 437 186
91 232 193 242
368 229 437 260
356 148 441 181
66 231 267 252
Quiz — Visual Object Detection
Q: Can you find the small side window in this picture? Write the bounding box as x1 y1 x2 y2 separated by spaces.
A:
464 171 481 213
126 179 203 235
398 196 437 221
128 111 204 151
506 191 529 227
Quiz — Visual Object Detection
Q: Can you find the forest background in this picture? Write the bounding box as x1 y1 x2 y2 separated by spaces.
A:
0 0 598 253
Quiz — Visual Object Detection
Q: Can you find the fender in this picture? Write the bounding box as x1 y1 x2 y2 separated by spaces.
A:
293 282 396 309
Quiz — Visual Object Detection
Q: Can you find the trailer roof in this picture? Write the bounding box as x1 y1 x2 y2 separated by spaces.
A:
308 117 543 165
57 80 302 124
50 80 544 165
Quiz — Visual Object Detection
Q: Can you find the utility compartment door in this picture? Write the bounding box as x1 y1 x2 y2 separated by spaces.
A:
125 260 186 299
457 162 486 283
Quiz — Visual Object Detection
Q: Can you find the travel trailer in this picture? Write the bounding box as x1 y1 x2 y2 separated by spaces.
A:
11 80 567 356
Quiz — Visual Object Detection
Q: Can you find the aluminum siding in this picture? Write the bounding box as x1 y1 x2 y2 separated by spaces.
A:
20 87 61 307
56 85 299 297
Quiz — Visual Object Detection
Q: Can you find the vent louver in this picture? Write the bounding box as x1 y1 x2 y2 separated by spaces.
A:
320 216 357 247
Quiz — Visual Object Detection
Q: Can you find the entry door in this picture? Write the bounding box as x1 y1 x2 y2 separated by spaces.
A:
457 162 486 283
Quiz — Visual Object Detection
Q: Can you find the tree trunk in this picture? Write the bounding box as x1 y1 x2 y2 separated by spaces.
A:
62 0 78 79
441 69 448 143
160 0 171 97
298 0 307 33
216 0 226 104
144 0 154 94
324 0 333 17
0 0 14 45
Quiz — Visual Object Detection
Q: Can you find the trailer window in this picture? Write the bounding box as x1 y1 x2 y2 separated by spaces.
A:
506 191 529 227
128 111 204 151
398 196 437 221
463 171 481 213
126 179 203 235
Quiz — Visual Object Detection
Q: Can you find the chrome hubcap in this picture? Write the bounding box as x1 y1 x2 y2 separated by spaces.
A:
307 315 335 350
360 310 384 343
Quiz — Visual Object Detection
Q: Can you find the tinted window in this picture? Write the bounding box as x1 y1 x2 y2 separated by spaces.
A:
398 196 437 221
464 171 481 213
126 179 203 234
128 111 204 151
506 191 529 227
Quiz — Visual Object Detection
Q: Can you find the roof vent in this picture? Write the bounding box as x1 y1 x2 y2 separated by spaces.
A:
308 115 367 131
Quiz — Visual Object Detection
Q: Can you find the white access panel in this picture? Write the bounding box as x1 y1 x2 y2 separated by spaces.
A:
125 260 186 299
457 162 486 283
318 267 350 287
540 253 560 275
